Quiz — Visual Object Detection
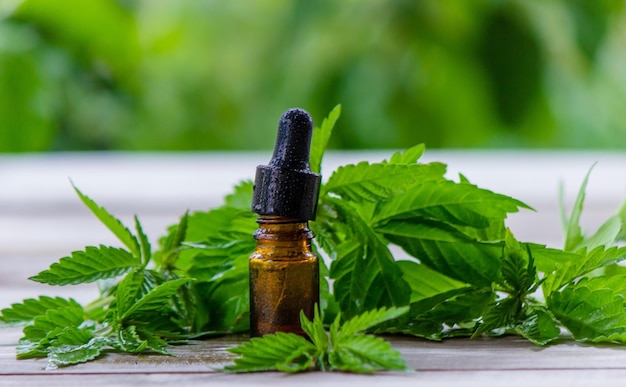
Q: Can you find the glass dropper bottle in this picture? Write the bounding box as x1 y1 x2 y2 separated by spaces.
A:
249 108 321 337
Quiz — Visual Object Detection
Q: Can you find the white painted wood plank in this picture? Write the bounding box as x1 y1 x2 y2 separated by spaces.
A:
4 325 626 386
2 370 626 387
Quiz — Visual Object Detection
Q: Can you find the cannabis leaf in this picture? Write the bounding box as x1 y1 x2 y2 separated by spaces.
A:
373 179 530 228
548 277 626 342
515 307 560 345
120 278 189 321
72 183 141 258
470 230 552 341
500 229 537 294
378 220 502 287
225 306 409 373
29 246 140 285
310 104 341 174
560 165 594 251
325 162 445 203
323 198 411 319
227 332 317 373
0 297 82 327
1 186 196 366
541 246 626 295
47 328 105 367
386 144 425 164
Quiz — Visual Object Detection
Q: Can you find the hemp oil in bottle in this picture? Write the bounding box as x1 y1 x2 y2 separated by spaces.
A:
249 108 321 337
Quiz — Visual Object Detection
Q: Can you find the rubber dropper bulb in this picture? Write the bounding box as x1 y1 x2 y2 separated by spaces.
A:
269 108 313 171
251 108 321 221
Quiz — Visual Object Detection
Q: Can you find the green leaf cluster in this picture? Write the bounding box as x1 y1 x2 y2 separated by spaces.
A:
310 124 534 340
2 105 626 372
0 182 257 367
225 306 408 373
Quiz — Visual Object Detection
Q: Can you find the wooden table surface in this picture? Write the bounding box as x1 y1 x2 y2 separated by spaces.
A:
1 150 625 386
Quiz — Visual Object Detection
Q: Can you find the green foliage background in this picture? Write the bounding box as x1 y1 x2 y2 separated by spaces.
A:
1 0 625 152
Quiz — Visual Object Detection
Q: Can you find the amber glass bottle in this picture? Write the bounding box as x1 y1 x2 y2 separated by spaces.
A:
249 217 318 336
249 108 321 337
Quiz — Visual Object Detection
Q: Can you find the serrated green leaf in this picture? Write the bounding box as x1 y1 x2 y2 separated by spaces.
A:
328 201 410 319
578 215 622 250
182 207 249 244
136 328 170 355
408 288 494 340
582 274 626 295
516 307 560 345
331 242 409 319
330 204 410 318
317 250 338 326
386 144 425 165
561 164 596 251
22 306 85 343
30 245 140 286
47 327 104 367
455 218 508 242
158 211 189 271
163 212 188 253
542 246 626 295
548 277 626 342
329 308 409 372
114 269 148 319
329 334 407 373
200 271 250 333
227 306 408 374
187 253 234 282
72 183 140 257
473 296 521 338
114 325 149 353
325 162 446 203
310 201 350 259
225 332 317 373
224 180 254 210
310 104 341 174
54 326 95 346
378 219 502 287
134 215 151 267
373 179 530 228
17 327 65 359
121 278 188 321
336 306 408 340
501 229 536 294
618 200 626 242
300 307 328 354
397 260 469 303
192 207 257 247
378 261 474 338
530 244 581 274
48 338 105 367
187 236 252 333
111 326 170 355
111 269 165 324
0 296 82 327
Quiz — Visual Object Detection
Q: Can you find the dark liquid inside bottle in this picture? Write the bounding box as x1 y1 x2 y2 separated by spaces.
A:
249 218 319 337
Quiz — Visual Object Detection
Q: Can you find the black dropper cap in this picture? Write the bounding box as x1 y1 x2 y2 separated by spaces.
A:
251 108 321 221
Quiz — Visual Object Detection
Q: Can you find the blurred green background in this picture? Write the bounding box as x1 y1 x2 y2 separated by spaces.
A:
1 0 626 152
